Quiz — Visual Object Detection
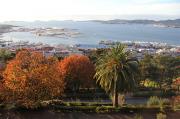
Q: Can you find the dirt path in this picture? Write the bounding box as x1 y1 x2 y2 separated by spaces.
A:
0 110 180 119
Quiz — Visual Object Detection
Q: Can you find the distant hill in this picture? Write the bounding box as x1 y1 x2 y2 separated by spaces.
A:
0 24 15 35
93 19 180 28
2 19 180 28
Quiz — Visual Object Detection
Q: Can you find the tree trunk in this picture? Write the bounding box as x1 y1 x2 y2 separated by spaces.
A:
113 81 118 107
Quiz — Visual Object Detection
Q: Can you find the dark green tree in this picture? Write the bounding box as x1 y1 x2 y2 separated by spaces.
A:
94 44 139 107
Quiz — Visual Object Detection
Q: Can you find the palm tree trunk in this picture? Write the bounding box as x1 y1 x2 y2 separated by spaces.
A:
113 80 118 107
113 90 118 107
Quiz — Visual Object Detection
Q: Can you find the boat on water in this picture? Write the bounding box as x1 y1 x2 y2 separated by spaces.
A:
99 40 116 45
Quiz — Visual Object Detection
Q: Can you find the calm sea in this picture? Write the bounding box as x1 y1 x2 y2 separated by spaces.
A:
2 21 180 46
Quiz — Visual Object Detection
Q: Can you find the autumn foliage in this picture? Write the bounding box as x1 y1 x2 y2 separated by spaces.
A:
172 77 180 91
59 55 95 91
2 50 65 108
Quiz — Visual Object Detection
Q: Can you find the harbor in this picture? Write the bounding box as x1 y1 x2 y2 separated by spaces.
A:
0 37 179 59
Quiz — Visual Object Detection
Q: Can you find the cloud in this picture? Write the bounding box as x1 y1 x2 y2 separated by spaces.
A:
0 0 179 21
115 3 180 15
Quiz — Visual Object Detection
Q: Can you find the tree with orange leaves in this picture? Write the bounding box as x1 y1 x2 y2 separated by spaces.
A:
59 55 95 91
2 50 65 108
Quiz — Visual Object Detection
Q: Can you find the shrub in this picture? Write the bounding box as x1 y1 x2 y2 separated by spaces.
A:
41 100 64 107
156 113 167 119
172 96 180 110
142 79 159 88
134 114 143 119
172 96 180 105
147 96 160 107
161 98 170 105
172 77 180 91
96 106 107 113
147 96 170 109
62 102 112 107
95 106 114 113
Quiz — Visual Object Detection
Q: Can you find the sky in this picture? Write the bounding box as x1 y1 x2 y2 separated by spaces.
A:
0 0 180 21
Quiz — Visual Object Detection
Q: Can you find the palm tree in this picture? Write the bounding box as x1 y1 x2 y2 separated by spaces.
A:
94 44 138 107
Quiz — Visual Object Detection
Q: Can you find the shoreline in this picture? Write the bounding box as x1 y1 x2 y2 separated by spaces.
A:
11 27 81 38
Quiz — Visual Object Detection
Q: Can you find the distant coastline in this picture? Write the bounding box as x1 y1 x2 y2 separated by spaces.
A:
93 19 180 28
